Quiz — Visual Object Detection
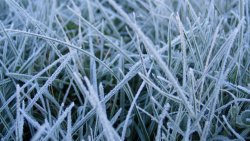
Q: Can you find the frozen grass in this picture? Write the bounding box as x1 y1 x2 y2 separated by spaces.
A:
0 0 250 140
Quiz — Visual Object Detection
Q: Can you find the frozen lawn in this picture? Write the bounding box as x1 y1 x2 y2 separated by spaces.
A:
0 0 250 140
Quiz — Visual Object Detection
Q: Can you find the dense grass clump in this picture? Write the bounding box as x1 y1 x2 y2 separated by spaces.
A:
0 0 250 140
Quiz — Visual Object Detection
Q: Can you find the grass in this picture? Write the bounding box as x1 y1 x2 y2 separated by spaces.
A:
0 0 250 140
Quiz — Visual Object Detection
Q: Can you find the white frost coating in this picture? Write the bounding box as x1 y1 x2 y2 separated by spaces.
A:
0 0 249 140
73 72 121 141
